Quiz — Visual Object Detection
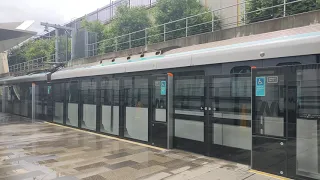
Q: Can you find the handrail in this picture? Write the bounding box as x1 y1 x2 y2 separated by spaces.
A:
87 0 309 57
9 0 316 73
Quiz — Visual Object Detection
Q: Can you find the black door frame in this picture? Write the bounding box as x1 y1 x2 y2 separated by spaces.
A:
149 74 168 148
207 73 252 165
251 66 297 178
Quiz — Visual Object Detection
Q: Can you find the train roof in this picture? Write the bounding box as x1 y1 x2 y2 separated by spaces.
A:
2 24 320 85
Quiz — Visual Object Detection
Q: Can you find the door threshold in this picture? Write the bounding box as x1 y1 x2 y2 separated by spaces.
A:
249 169 291 180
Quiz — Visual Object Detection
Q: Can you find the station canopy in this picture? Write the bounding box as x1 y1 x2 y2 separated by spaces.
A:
0 21 36 52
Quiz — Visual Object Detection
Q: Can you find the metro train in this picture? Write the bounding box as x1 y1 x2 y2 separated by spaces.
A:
1 26 320 179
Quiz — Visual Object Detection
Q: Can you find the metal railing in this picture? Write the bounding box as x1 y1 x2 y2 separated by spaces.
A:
8 0 318 74
40 0 158 38
9 54 55 74
87 0 315 57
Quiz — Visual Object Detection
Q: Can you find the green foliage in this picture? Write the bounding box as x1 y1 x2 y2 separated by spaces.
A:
112 5 151 50
24 39 55 60
57 36 72 61
82 5 152 55
10 0 219 61
8 38 55 66
246 0 320 23
152 0 220 41
81 20 106 42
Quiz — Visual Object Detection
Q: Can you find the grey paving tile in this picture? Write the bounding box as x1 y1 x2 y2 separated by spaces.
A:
0 165 23 174
52 176 79 180
0 152 14 157
0 113 287 180
82 174 106 180
106 160 139 170
75 162 108 171
0 170 45 180
104 152 130 159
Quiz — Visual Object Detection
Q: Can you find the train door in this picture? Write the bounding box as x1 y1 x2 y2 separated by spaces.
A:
149 74 173 148
209 74 252 165
173 72 206 154
251 67 293 177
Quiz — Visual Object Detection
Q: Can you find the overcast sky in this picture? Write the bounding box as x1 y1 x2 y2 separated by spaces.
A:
0 0 111 33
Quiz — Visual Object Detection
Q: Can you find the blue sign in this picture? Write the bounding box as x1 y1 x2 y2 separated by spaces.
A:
256 77 265 97
161 81 166 95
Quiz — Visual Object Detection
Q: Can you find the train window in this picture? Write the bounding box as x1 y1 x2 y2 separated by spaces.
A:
101 78 120 106
53 83 65 102
68 81 79 103
276 62 301 66
230 66 251 74
174 75 205 145
211 75 251 151
81 78 97 104
174 75 205 111
124 77 149 108
123 76 149 141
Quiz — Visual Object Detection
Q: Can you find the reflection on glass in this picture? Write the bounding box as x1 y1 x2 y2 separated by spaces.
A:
35 84 50 120
212 76 251 150
296 67 320 179
53 83 64 124
12 85 21 115
174 76 204 142
254 75 285 137
100 78 119 135
124 77 148 141
81 79 97 131
66 81 79 127
153 80 167 122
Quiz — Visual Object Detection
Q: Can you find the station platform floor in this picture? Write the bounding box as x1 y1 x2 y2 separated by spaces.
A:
0 113 285 180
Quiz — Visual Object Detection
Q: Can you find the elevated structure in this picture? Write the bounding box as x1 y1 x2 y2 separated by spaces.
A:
0 21 36 53
1 25 320 179
0 21 36 75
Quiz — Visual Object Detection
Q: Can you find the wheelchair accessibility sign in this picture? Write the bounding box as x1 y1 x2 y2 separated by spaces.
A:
256 77 265 97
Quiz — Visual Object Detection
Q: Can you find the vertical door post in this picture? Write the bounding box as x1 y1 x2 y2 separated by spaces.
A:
32 82 36 122
167 73 174 149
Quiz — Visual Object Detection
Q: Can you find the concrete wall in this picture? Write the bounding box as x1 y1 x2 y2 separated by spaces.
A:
200 0 245 28
68 10 320 67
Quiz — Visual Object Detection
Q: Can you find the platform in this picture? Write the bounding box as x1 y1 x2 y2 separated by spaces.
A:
0 113 287 180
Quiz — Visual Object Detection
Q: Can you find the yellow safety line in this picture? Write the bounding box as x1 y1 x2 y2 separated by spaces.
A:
44 122 166 151
249 170 291 180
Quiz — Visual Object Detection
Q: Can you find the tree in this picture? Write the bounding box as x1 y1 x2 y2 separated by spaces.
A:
83 5 152 54
8 38 56 66
24 39 55 61
246 0 320 23
8 45 28 66
153 0 221 41
108 5 152 50
81 20 106 42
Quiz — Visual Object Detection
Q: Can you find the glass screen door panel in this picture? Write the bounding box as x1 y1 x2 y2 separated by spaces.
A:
295 65 320 179
100 78 120 136
174 74 205 154
252 68 287 177
210 75 252 165
150 75 168 148
66 81 80 128
52 83 65 124
123 76 149 142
